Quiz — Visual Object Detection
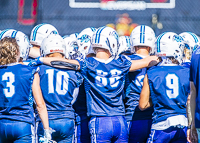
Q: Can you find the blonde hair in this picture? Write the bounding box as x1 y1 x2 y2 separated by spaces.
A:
0 37 19 65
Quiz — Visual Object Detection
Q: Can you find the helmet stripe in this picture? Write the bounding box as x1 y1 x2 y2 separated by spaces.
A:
140 25 145 43
75 33 79 38
188 32 199 43
32 24 45 41
157 32 166 52
91 27 96 32
11 31 18 38
125 36 130 49
52 31 58 34
0 29 10 39
95 26 105 43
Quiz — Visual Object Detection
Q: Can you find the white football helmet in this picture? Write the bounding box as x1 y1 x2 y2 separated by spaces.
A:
30 23 58 46
63 35 78 59
77 27 96 57
91 26 119 57
156 32 184 64
41 34 66 57
118 36 132 55
179 32 200 52
0 29 31 61
70 33 79 39
130 25 156 54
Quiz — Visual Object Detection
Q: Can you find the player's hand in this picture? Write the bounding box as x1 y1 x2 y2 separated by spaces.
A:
28 57 43 66
39 137 57 143
147 56 160 67
189 125 198 143
187 128 192 143
44 128 55 140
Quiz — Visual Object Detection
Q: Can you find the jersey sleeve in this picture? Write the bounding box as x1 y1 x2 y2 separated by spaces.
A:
190 49 200 82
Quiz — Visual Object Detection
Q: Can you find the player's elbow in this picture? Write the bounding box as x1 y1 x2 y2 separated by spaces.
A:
138 103 147 111
36 102 46 113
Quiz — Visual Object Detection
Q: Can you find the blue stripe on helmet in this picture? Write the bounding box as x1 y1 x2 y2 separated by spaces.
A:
75 33 79 38
125 36 130 49
157 32 166 52
91 27 96 32
140 25 145 43
97 27 106 43
62 35 69 39
32 24 45 41
11 31 18 38
188 32 199 43
0 29 10 39
52 31 58 34
95 26 105 43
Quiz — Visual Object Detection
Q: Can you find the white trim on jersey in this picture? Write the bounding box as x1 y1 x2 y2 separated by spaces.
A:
151 115 188 130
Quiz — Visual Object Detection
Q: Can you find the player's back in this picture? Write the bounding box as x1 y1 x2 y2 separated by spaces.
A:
0 63 36 125
79 55 132 117
147 65 190 124
36 64 83 121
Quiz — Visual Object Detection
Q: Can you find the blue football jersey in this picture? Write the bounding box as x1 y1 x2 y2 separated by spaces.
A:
125 54 153 122
147 65 190 124
181 61 191 68
77 55 132 117
190 48 200 128
0 63 37 125
36 65 83 121
73 80 87 116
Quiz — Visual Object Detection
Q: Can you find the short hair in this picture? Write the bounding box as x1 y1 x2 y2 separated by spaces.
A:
0 37 19 65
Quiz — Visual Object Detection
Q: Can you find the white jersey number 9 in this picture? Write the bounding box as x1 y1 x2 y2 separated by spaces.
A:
165 74 179 99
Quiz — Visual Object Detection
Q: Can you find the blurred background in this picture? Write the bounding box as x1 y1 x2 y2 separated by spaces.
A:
0 0 199 37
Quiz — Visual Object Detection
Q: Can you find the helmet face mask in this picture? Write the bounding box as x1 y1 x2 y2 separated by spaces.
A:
156 32 184 64
0 29 31 61
63 34 79 59
118 36 132 55
91 26 119 57
130 25 156 55
77 27 96 57
30 24 59 46
179 32 200 60
41 34 66 58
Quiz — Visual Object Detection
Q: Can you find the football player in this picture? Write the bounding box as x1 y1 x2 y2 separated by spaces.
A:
74 27 96 143
35 34 83 143
0 37 52 143
139 32 189 143
124 25 156 143
188 37 200 142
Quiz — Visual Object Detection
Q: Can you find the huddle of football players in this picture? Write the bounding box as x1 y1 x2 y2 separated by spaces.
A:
0 23 200 143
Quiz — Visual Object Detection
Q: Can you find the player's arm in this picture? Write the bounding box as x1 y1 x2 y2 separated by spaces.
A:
29 47 40 58
189 81 198 143
129 56 160 72
32 72 49 130
139 74 152 111
186 94 192 127
39 57 80 70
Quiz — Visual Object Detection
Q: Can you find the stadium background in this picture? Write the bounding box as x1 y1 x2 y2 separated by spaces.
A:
0 0 199 37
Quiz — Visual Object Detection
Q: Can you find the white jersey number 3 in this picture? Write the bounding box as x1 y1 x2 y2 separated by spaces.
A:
165 74 179 99
2 72 15 98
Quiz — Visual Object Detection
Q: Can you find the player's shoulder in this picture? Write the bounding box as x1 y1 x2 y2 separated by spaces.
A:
192 47 200 59
128 54 143 60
